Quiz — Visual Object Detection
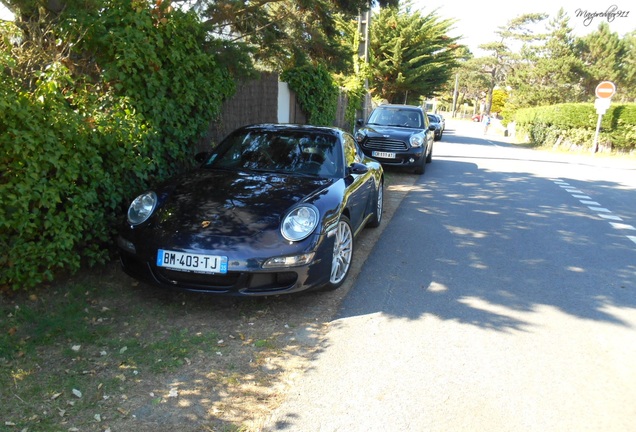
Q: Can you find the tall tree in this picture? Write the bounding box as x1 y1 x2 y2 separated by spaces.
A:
369 4 461 104
478 12 547 114
186 0 400 73
577 22 626 101
619 31 636 102
196 0 351 72
505 8 585 108
448 56 492 116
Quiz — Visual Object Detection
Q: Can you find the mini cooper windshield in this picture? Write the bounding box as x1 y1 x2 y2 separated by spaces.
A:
367 107 424 128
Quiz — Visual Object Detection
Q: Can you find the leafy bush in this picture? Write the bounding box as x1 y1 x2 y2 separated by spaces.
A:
1 63 113 287
76 0 235 180
1 2 235 291
515 103 636 151
340 74 367 131
281 64 339 126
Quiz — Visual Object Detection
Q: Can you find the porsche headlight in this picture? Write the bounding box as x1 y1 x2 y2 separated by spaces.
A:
127 191 157 226
409 133 424 148
281 205 319 242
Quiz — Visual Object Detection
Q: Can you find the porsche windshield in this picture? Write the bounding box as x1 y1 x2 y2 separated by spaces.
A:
205 130 343 177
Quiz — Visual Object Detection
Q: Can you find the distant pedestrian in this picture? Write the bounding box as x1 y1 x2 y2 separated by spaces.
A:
482 113 491 135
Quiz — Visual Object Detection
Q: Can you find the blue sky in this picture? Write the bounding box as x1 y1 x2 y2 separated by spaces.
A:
412 0 635 54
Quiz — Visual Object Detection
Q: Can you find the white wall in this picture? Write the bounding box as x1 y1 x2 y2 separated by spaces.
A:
0 4 15 20
277 81 291 124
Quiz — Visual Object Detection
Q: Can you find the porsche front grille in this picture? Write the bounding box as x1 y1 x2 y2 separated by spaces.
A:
157 268 239 288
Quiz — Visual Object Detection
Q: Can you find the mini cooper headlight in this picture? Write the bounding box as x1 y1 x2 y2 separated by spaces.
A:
281 205 319 242
355 131 366 143
409 133 425 148
127 191 157 226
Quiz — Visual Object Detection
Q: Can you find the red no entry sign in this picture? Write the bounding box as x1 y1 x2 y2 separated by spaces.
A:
595 81 616 99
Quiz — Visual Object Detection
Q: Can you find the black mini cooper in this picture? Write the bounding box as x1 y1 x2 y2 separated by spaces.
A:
355 104 435 174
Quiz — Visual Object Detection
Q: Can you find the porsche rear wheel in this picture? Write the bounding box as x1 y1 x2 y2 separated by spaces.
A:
367 180 383 228
324 216 354 290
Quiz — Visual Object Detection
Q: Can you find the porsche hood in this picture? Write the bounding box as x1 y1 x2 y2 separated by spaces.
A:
151 170 332 237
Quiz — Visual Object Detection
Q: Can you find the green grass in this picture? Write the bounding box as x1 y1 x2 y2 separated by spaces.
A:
0 279 222 430
1 286 107 358
109 328 220 373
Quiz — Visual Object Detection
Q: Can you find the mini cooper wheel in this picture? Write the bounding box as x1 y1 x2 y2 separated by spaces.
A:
414 154 426 175
324 216 354 290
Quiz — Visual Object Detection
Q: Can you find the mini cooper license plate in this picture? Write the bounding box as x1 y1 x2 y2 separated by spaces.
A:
157 249 228 274
372 151 396 159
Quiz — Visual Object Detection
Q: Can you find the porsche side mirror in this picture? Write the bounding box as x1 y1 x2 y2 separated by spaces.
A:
195 152 210 164
348 162 369 175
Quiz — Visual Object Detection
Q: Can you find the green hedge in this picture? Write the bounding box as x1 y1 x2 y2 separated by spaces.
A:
514 103 636 151
342 76 366 131
282 63 367 131
0 2 234 291
281 64 339 126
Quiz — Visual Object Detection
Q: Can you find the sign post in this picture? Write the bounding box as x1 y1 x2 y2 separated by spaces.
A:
592 81 616 153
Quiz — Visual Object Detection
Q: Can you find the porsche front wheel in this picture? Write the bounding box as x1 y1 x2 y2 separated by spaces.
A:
324 216 354 291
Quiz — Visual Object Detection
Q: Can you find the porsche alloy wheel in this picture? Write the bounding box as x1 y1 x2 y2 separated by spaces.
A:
326 216 353 290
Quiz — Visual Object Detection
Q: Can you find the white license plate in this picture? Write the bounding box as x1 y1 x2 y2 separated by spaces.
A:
157 249 228 274
372 151 396 159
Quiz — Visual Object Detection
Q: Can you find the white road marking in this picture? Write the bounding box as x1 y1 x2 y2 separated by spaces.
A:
598 214 623 221
610 223 636 230
554 179 633 247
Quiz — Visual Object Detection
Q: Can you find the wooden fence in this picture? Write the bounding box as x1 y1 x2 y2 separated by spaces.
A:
198 72 355 151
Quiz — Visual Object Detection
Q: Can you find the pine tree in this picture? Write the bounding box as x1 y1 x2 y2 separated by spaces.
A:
369 4 460 104
619 31 636 102
478 12 547 113
506 8 585 107
577 22 627 101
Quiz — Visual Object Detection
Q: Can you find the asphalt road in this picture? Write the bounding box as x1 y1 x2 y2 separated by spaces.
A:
262 119 636 432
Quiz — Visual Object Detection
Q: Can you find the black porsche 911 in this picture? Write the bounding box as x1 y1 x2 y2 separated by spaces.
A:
117 124 384 296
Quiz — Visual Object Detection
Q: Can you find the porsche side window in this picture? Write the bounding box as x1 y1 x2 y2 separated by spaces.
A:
343 134 361 165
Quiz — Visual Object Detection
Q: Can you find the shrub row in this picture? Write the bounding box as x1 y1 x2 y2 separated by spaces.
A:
514 103 636 151
1 1 234 291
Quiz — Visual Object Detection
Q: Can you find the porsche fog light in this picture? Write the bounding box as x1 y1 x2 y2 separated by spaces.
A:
281 205 319 241
263 253 315 268
117 235 136 254
127 191 157 226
